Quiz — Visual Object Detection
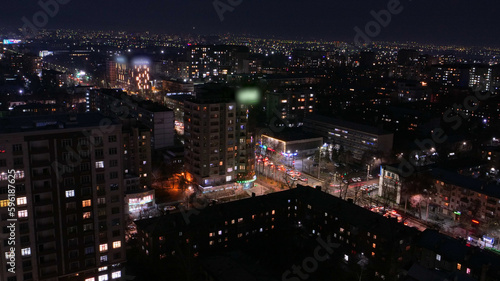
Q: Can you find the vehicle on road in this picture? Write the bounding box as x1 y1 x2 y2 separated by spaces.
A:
164 206 176 211
299 177 308 182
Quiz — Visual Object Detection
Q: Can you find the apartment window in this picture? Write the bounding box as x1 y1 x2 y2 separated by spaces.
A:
100 244 108 252
85 246 95 255
100 255 108 262
0 159 6 167
82 200 91 207
21 247 31 256
13 144 22 152
111 207 119 214
96 174 105 181
466 268 471 274
112 271 121 279
95 149 104 157
18 210 28 218
66 190 75 198
68 226 77 234
80 162 90 172
13 158 23 166
457 263 461 270
108 135 117 142
81 175 91 184
64 178 75 186
110 184 119 191
98 197 106 205
85 278 95 281
112 241 121 249
436 254 441 261
112 230 120 237
96 161 104 169
98 274 108 281
109 148 117 155
83 212 92 219
110 172 118 179
62 139 72 147
94 136 103 145
16 197 27 205
83 223 93 231
111 218 120 226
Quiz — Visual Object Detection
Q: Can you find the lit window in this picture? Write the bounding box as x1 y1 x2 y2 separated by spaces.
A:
112 241 121 249
85 278 95 281
99 244 108 252
99 266 108 272
0 199 9 207
436 254 441 261
66 190 75 198
100 255 108 262
111 271 121 279
82 200 91 207
21 247 31 256
344 254 349 262
17 197 27 205
372 243 376 249
18 210 28 218
83 212 91 219
457 263 461 270
466 268 471 274
96 161 104 168
99 274 108 281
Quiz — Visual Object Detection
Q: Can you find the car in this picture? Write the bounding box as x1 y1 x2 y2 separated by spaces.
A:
290 177 297 181
299 177 308 182
355 177 361 182
368 175 374 179
164 206 176 211
342 179 348 184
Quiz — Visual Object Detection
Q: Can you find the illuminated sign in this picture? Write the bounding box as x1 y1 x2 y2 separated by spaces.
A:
128 195 153 205
237 175 257 184
483 236 494 244
3 39 22 45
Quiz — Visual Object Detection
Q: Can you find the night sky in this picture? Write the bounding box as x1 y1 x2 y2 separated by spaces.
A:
1 0 499 46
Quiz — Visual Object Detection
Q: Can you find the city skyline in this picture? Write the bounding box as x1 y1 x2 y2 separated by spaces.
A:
0 0 499 47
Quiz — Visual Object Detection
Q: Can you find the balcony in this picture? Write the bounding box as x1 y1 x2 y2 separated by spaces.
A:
37 235 56 243
36 210 54 218
32 172 51 181
34 199 53 206
36 222 55 231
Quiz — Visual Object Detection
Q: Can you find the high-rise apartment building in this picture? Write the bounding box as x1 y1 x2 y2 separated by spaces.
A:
184 87 254 190
0 113 126 281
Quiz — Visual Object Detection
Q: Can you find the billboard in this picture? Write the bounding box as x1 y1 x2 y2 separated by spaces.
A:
3 39 22 45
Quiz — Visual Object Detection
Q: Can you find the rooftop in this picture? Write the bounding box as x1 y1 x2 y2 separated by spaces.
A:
305 114 392 136
0 112 118 134
431 168 500 199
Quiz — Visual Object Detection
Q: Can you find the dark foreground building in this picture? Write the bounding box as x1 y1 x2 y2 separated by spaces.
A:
134 185 500 281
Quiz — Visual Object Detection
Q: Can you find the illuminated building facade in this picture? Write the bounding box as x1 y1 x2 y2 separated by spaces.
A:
0 113 126 281
184 87 254 191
